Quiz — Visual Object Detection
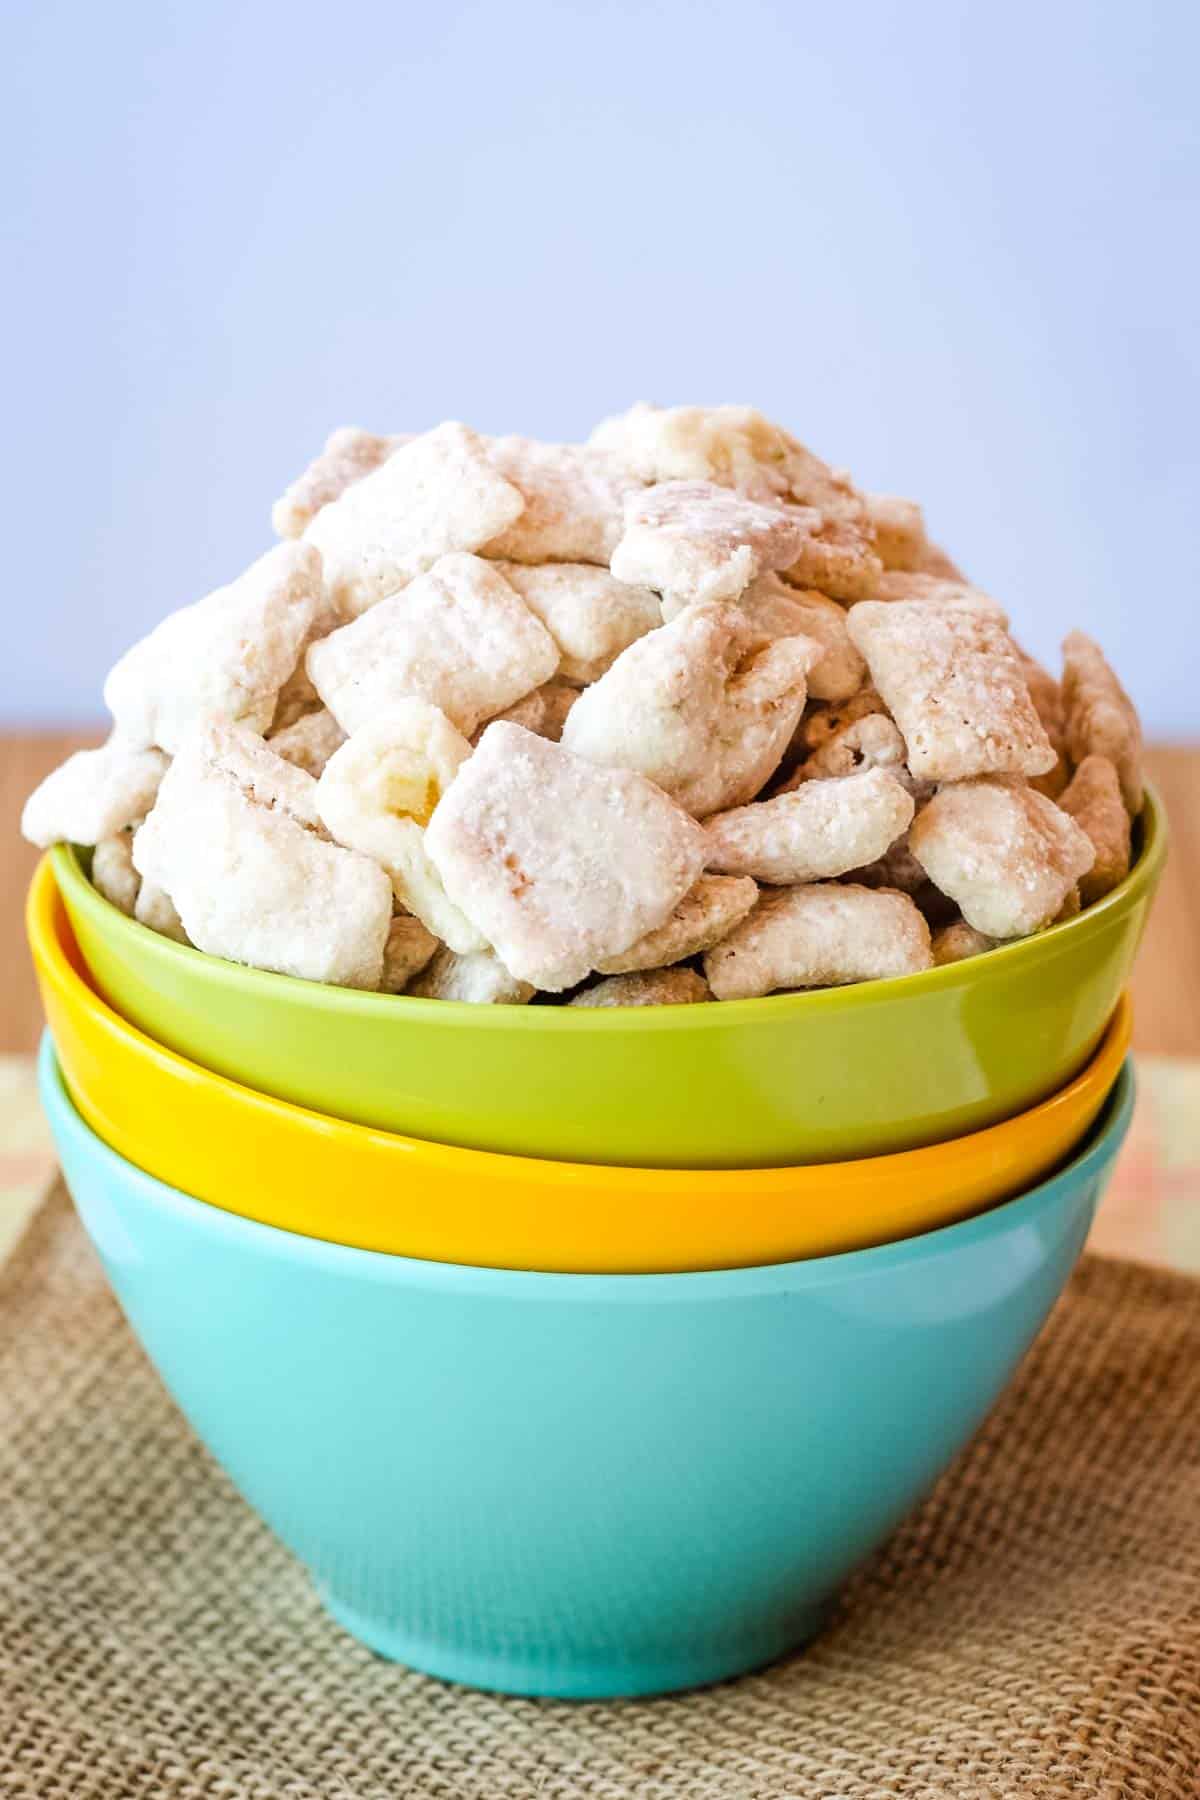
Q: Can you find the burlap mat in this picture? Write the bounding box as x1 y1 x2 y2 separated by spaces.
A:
3 1184 1199 1800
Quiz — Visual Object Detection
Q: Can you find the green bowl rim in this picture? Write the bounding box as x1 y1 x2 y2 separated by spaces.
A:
50 783 1167 1035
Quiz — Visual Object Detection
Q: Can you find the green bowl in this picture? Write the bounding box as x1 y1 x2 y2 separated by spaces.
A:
50 788 1165 1168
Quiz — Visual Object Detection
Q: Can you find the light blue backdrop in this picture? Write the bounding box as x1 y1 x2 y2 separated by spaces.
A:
5 1 1197 732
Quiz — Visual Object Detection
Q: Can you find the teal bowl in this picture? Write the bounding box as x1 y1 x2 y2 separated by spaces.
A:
40 1038 1134 1699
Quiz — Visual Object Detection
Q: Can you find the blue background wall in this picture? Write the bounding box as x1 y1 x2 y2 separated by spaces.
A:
5 1 1197 731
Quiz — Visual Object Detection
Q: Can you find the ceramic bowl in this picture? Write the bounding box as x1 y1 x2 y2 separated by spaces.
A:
48 785 1163 1167
30 861 1129 1272
41 1036 1134 1698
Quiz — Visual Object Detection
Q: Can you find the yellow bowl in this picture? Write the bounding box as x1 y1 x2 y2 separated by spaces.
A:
29 857 1131 1273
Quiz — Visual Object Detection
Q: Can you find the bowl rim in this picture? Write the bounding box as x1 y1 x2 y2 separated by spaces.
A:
48 783 1167 1033
40 1032 1134 1298
30 852 1131 1190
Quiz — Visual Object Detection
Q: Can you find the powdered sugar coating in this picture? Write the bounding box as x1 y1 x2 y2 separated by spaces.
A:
865 495 929 572
909 778 1096 939
569 968 710 1008
612 481 813 613
1059 754 1132 904
705 768 915 885
195 717 325 830
407 946 535 1005
704 883 933 1000
132 732 391 989
871 571 1007 622
305 423 526 620
594 874 758 974
494 562 661 685
424 722 708 991
271 427 409 539
562 602 819 818
315 701 483 953
737 576 865 702
481 439 644 565
847 601 1055 783
21 738 168 849
307 553 559 739
589 403 871 532
1061 631 1143 812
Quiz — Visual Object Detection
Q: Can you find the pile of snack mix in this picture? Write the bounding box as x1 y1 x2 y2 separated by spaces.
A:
23 405 1142 1006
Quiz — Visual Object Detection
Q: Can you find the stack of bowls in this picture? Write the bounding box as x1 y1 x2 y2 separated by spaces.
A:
28 789 1165 1699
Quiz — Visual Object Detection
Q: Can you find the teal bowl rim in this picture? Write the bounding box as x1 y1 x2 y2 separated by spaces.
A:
50 782 1166 1034
40 1034 1134 1299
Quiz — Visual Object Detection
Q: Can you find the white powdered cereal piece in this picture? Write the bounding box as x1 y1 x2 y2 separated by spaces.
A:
315 701 484 953
1017 649 1071 799
704 768 915 884
267 707 348 778
379 914 441 993
870 570 1007 622
22 738 168 849
132 734 392 989
589 404 881 602
595 874 759 974
797 689 887 754
704 883 933 999
1061 631 1144 813
569 968 711 1007
1058 754 1132 904
738 575 865 702
779 713 910 790
481 439 644 565
589 403 861 519
612 481 813 612
424 722 708 991
847 601 1055 783
194 716 326 829
589 402 800 497
864 495 929 572
780 517 883 605
494 563 662 685
307 552 559 738
931 919 998 965
909 778 1096 939
91 833 140 916
272 427 409 538
562 602 820 818
304 422 526 619
104 541 323 754
487 679 579 742
135 881 189 944
407 946 535 1005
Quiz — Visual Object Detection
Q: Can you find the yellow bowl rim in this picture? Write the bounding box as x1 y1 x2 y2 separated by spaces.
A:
48 783 1166 1035
30 851 1132 1194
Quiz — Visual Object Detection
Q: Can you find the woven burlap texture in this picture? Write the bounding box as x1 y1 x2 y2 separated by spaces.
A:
3 1184 1199 1800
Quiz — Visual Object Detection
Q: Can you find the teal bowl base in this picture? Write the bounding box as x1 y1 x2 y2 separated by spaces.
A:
318 1584 831 1698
